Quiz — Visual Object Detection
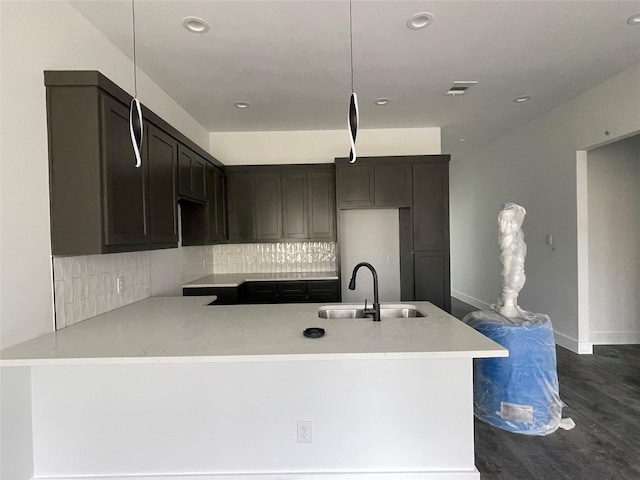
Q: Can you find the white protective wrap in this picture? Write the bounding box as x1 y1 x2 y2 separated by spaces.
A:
495 203 528 319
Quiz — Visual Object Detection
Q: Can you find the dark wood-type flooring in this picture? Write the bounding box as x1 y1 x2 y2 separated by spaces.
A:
451 297 640 480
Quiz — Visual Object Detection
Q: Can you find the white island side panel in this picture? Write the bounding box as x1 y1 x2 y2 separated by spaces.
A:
31 358 477 479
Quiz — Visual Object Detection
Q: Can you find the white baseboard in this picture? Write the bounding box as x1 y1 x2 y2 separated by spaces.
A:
591 331 640 345
553 331 593 355
35 470 479 480
451 290 491 311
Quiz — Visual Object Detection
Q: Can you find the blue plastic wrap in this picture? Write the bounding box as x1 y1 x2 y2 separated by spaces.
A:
463 310 563 436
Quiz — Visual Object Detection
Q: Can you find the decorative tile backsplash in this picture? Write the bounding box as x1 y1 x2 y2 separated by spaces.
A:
52 252 151 330
211 242 336 274
52 242 336 330
180 245 215 284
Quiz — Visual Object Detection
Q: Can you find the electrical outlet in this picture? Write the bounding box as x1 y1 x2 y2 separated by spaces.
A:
116 276 125 294
297 420 312 444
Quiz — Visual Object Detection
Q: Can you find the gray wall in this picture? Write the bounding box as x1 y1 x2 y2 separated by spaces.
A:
340 209 401 303
449 62 640 353
587 134 640 344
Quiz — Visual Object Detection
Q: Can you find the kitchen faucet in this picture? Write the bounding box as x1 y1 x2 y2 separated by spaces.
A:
348 262 381 321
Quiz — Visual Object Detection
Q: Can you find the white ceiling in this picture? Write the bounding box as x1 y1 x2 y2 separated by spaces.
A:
70 0 640 158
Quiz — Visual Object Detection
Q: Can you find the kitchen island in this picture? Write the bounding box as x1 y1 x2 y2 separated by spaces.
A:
1 297 506 480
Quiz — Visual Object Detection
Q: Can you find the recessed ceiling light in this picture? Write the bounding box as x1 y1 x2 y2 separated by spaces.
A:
234 101 250 109
182 17 209 34
513 95 531 103
627 13 640 25
459 138 468 142
375 98 390 105
407 12 434 30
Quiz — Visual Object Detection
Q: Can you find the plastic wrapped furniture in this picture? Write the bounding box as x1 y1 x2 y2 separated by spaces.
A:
463 310 563 436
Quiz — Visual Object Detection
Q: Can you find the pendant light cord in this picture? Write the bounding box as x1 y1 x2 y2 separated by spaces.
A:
131 0 138 97
349 0 354 93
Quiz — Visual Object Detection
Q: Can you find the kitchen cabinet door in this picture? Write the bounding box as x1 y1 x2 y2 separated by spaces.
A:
181 165 226 246
254 172 282 240
212 167 227 242
282 172 309 239
101 94 148 246
308 170 336 240
147 123 178 245
414 251 450 312
227 172 255 241
412 164 449 250
307 280 340 302
178 144 207 203
46 70 221 255
205 165 227 243
375 163 412 206
337 164 374 207
277 281 308 303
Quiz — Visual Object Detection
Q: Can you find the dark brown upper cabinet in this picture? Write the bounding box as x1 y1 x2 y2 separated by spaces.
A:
374 163 412 207
282 172 309 239
147 123 178 245
210 166 227 243
101 94 149 247
336 164 374 207
255 172 282 240
178 144 207 203
226 171 255 241
45 70 222 255
336 157 412 208
181 164 226 246
225 165 336 243
308 170 336 240
336 155 451 312
412 163 449 251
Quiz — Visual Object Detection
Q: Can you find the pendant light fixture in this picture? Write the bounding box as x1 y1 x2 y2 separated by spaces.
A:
347 0 359 163
129 0 143 168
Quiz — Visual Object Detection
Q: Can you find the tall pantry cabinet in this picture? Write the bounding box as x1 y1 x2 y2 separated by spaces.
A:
336 156 450 312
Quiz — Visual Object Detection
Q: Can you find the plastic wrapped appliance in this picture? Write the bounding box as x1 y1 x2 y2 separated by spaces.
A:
463 310 563 436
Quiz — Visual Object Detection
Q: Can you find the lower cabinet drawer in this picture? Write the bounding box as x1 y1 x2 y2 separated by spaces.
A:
308 280 339 302
242 282 278 303
184 279 340 304
277 281 307 295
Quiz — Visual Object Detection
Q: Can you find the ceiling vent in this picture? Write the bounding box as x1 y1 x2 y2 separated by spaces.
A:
444 81 478 96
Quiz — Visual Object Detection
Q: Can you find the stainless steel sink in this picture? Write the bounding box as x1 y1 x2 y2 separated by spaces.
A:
318 304 426 319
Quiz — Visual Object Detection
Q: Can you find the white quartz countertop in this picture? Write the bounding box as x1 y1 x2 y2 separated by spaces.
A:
0 297 507 366
182 271 339 288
